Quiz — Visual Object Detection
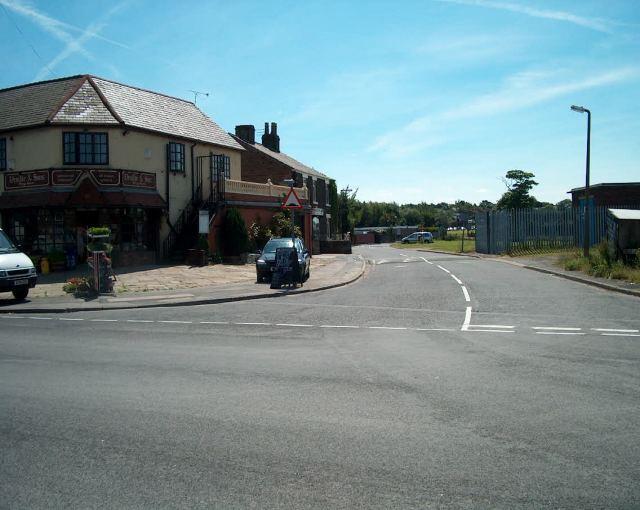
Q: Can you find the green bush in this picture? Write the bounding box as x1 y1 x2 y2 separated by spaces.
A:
270 212 301 238
221 208 249 256
248 221 272 251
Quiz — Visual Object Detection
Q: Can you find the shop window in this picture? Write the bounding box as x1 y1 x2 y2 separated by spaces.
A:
211 154 230 181
12 219 24 245
0 138 5 171
33 209 66 253
63 132 108 165
167 142 185 173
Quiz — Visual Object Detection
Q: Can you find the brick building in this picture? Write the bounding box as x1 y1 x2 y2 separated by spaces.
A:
569 182 640 208
231 123 333 254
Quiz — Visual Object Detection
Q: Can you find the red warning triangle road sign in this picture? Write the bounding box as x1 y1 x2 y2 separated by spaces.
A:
282 188 303 209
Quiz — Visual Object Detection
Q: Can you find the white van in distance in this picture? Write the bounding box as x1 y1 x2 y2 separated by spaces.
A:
0 228 37 300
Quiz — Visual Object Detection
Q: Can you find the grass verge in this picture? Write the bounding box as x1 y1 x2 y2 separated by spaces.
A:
557 244 640 284
391 239 475 253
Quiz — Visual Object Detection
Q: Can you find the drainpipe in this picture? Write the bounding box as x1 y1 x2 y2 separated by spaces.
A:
190 142 197 201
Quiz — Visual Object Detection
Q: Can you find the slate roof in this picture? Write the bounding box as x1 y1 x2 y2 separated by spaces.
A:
0 75 243 150
232 135 329 180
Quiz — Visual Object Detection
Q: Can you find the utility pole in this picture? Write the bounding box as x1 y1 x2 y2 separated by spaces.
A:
571 105 591 257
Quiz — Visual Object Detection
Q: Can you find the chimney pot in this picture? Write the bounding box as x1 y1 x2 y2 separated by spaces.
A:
234 124 255 144
261 120 280 152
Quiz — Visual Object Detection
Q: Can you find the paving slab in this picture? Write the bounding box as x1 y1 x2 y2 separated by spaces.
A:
0 254 366 313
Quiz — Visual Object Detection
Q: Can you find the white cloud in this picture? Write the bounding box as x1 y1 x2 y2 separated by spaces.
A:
0 0 129 49
33 2 128 80
435 0 618 33
369 65 640 157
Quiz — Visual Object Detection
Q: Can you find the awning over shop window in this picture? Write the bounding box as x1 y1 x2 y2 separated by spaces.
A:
0 188 166 209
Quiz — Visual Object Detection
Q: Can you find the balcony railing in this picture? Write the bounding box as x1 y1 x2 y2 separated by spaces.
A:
225 179 308 200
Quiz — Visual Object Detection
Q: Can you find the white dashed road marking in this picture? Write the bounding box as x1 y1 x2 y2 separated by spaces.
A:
461 286 470 302
536 331 586 336
3 314 638 338
532 327 581 331
450 274 463 285
437 265 451 274
419 257 434 265
461 306 472 331
592 328 639 333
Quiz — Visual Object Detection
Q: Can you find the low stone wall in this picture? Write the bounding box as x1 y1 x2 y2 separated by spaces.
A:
320 240 352 254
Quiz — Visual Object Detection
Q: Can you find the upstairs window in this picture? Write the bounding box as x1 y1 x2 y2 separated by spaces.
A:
0 138 6 171
167 142 185 172
63 132 108 165
212 154 230 181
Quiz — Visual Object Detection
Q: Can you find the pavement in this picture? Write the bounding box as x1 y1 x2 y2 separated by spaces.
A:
0 253 365 313
1 244 639 508
416 247 640 298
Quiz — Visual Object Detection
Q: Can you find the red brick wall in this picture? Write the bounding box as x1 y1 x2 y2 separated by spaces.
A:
571 186 640 207
208 205 313 254
233 136 294 185
354 232 375 245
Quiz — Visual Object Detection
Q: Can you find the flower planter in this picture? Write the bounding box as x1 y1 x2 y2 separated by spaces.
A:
187 249 208 267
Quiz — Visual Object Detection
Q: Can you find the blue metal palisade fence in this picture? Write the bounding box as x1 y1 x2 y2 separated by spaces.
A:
475 206 640 255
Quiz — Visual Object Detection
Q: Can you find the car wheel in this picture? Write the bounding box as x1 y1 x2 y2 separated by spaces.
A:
12 287 28 300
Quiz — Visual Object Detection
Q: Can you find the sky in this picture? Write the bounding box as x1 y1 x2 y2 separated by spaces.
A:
1 0 638 205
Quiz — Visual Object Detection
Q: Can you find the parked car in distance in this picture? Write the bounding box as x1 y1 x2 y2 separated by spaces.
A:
256 237 311 282
0 228 37 300
401 231 434 243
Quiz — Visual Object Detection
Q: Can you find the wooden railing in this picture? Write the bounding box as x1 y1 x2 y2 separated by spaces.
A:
225 179 308 200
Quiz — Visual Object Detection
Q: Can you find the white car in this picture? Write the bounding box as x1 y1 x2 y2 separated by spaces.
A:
401 231 434 243
0 228 37 300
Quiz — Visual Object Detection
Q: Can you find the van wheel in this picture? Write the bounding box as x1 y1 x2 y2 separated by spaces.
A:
12 288 29 300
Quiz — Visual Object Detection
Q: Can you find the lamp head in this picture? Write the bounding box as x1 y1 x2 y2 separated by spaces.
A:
571 105 586 113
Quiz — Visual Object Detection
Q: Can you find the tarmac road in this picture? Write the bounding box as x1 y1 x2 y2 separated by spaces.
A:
1 245 639 508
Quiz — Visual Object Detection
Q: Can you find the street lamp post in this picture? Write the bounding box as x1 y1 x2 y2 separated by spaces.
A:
571 105 591 257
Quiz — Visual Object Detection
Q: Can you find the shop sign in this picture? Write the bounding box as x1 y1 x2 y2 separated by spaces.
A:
311 207 324 216
4 170 49 190
52 169 82 186
90 169 120 186
122 170 156 189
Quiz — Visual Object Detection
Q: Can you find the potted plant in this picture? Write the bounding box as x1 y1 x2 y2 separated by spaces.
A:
192 234 209 266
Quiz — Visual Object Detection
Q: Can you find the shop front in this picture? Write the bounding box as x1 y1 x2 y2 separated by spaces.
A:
0 169 166 269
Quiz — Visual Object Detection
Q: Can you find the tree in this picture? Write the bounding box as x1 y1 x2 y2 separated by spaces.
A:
496 170 539 210
555 199 573 209
221 208 249 256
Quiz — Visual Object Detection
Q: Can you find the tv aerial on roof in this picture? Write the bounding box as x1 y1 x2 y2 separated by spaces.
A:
189 90 210 105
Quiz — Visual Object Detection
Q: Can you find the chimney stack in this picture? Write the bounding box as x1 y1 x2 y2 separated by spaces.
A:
261 121 280 152
235 125 255 144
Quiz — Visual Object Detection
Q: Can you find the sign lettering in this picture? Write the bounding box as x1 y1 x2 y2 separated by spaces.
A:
90 169 120 186
52 169 82 186
4 170 49 190
122 170 156 189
